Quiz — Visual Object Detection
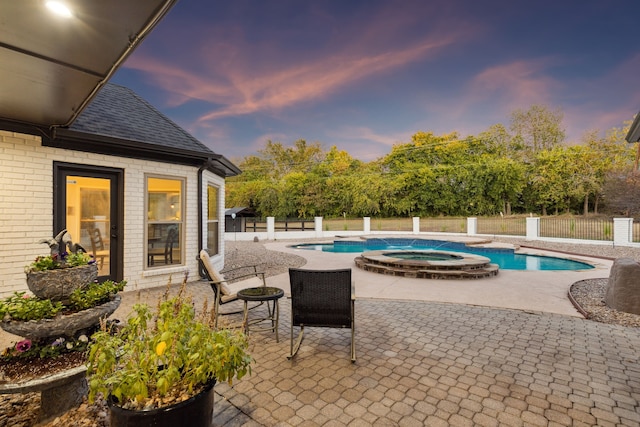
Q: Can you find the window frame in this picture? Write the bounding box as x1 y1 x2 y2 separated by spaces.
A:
145 174 185 269
206 182 221 256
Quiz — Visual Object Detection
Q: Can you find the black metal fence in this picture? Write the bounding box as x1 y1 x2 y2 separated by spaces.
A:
244 218 314 232
237 216 630 243
477 217 526 236
539 217 614 241
420 217 467 233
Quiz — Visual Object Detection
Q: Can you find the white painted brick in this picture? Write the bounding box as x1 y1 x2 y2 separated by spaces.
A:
0 131 228 297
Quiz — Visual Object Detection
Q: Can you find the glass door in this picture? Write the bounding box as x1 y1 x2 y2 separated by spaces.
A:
67 176 110 276
54 163 123 282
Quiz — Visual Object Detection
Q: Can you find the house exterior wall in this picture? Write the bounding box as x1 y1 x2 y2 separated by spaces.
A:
0 130 224 298
202 170 226 273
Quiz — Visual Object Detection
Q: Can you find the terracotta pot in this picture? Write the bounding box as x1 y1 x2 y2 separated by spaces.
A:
26 264 98 302
108 379 216 427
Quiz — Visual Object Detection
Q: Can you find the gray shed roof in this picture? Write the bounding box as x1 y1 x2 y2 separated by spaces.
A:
46 84 240 177
225 207 256 217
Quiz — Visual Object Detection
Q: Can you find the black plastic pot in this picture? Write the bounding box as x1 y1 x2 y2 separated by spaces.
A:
108 379 216 427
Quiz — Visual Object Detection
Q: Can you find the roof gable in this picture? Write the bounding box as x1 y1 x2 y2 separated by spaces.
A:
70 84 212 155
45 84 240 177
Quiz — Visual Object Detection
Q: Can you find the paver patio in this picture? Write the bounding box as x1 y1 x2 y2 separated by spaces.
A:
108 261 639 427
212 294 640 426
2 238 637 426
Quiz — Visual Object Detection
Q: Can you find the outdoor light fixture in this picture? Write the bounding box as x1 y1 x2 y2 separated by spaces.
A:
45 1 73 18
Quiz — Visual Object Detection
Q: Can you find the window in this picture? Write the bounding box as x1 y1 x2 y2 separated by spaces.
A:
146 176 183 268
207 184 219 255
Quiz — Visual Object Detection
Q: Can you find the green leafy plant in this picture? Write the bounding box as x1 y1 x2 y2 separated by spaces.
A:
0 280 126 322
1 333 91 361
69 280 127 311
0 292 64 321
86 277 252 410
26 229 95 272
26 251 94 272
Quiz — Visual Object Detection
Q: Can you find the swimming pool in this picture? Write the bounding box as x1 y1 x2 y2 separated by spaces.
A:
291 238 594 271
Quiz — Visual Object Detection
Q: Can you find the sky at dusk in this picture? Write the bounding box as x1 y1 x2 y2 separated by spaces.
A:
112 0 640 162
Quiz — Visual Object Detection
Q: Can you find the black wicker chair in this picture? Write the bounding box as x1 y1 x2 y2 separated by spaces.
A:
287 268 355 362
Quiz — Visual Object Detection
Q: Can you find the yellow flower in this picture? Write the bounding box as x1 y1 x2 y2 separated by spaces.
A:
155 341 167 356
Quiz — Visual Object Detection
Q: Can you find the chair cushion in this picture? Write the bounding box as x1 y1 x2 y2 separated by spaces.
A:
220 276 265 303
199 250 232 295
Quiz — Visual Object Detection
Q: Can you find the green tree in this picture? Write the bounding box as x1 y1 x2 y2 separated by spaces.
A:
260 139 324 177
477 123 524 160
603 169 640 216
579 120 635 214
510 105 565 154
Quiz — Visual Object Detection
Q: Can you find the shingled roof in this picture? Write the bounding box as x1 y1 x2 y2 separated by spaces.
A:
44 83 240 177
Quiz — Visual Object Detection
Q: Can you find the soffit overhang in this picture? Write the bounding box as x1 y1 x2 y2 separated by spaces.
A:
0 0 177 131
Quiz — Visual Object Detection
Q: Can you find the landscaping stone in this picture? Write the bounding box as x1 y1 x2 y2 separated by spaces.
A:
605 258 640 315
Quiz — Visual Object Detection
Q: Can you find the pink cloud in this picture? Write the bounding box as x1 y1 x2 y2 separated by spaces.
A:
468 59 561 111
561 53 640 141
325 126 410 161
333 125 408 147
125 34 460 124
409 58 564 139
122 3 478 127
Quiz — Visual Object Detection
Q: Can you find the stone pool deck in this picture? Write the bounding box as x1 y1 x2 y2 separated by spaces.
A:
263 238 613 317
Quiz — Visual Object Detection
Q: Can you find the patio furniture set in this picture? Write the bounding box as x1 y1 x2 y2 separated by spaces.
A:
198 250 356 362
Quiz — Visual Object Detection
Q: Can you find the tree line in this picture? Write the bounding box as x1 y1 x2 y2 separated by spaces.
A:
226 105 639 218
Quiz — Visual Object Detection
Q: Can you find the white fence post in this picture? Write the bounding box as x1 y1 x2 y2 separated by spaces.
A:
412 217 420 234
526 217 540 241
314 217 323 238
467 217 477 236
614 218 633 246
267 217 275 240
363 217 371 234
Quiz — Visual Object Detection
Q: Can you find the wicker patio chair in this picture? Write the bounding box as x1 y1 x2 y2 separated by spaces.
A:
198 249 265 328
287 268 355 362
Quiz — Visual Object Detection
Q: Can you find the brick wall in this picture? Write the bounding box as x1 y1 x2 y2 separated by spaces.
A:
0 130 225 297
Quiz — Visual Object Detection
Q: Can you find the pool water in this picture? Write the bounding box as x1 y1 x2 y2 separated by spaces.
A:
292 238 594 271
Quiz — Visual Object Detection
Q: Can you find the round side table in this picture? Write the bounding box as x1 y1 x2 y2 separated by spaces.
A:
237 286 284 342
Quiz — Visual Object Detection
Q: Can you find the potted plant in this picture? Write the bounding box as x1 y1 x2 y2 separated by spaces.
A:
1 227 125 368
0 243 125 423
86 274 252 427
25 229 98 302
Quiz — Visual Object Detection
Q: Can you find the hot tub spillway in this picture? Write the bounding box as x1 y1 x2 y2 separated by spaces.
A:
354 250 499 279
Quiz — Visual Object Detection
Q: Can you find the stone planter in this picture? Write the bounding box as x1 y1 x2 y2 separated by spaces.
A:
26 264 98 302
0 365 88 423
0 295 121 339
